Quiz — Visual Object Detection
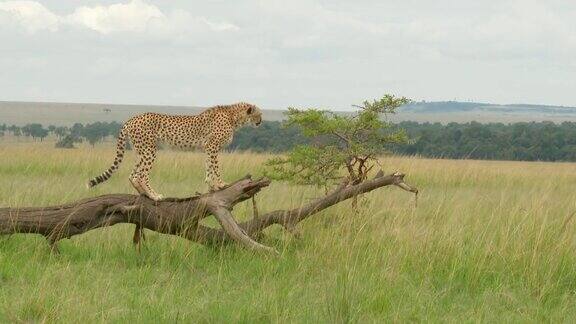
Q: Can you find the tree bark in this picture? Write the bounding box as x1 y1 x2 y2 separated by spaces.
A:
0 172 417 254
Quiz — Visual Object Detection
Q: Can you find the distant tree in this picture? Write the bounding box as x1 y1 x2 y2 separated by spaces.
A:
55 134 81 149
22 124 49 141
392 121 576 162
71 123 84 138
38 128 49 141
54 126 69 139
82 122 110 146
21 124 33 137
106 121 123 139
229 121 308 153
9 125 21 136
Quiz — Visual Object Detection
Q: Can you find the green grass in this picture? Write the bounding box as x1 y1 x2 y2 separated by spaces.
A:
1 142 576 322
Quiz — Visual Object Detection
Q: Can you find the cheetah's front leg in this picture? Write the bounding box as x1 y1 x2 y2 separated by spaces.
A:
205 149 227 191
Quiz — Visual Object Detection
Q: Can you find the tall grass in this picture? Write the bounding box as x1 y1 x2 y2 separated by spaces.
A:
1 142 576 322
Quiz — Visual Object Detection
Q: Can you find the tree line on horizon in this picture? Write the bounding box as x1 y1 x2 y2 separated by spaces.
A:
2 120 576 162
0 122 122 148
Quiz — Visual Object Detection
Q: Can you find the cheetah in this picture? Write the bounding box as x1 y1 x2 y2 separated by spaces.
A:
87 102 262 200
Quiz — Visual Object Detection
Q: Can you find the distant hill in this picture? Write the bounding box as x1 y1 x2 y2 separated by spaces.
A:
1 100 576 126
0 101 286 126
393 101 576 123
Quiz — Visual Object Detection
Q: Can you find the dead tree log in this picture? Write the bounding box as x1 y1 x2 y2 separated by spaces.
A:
0 172 417 254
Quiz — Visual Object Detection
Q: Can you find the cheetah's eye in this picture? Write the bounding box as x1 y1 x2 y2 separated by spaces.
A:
247 106 253 115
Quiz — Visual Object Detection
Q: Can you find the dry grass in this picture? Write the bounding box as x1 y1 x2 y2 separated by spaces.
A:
1 142 576 322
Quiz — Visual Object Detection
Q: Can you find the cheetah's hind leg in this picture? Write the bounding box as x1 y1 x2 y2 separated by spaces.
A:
128 159 147 196
130 157 163 201
138 173 164 201
129 176 146 196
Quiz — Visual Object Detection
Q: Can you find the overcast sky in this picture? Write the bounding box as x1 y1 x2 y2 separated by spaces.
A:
0 0 574 110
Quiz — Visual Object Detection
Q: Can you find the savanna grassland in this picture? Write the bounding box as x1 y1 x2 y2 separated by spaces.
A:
1 141 576 322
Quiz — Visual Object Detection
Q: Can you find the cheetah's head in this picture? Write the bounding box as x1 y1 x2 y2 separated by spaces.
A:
244 103 262 126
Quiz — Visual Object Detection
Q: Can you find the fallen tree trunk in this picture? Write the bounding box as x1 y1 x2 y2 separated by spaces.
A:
0 172 417 254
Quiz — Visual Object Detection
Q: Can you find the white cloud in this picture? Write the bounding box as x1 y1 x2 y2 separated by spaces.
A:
67 0 164 34
0 0 239 35
0 1 59 32
195 16 239 32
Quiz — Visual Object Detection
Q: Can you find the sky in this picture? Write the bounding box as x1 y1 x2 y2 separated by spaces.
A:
0 0 575 110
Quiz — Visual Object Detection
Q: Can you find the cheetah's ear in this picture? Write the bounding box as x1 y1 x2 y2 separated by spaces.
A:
247 106 254 114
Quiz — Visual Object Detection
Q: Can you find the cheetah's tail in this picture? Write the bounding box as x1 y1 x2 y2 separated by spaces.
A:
87 127 128 188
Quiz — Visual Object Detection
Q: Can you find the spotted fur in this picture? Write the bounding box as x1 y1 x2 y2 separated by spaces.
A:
87 102 262 200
